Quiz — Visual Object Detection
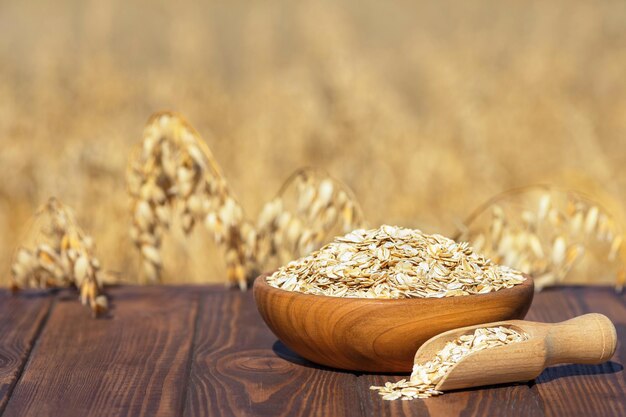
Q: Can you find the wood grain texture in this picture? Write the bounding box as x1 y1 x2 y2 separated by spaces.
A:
184 290 362 417
0 290 53 414
253 274 534 372
1 285 624 417
527 288 626 417
2 286 201 417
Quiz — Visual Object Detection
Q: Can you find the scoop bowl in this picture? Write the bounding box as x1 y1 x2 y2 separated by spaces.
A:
253 273 534 372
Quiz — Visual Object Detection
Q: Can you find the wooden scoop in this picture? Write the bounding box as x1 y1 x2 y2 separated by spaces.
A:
414 313 617 391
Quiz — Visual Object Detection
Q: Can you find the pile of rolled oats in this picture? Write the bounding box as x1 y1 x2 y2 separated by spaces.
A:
371 326 528 400
267 225 526 298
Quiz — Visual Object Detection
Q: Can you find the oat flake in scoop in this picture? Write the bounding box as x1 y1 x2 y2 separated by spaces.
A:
267 225 525 299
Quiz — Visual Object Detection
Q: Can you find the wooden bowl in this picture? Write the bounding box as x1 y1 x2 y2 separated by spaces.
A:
253 273 534 372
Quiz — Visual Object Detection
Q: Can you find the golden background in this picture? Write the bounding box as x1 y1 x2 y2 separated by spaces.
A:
1 0 625 284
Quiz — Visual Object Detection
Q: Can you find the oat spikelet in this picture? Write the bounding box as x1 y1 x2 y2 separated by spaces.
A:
127 111 253 289
10 198 108 317
456 185 626 290
256 167 366 271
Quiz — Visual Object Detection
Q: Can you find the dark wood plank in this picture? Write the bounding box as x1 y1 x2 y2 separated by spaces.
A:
527 288 626 417
0 290 53 414
2 286 201 417
184 290 363 417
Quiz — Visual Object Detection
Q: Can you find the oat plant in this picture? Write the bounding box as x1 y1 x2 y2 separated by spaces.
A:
10 198 108 316
455 186 626 291
255 167 366 271
127 112 366 288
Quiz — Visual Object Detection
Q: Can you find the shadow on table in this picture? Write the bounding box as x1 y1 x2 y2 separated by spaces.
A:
272 340 372 376
534 361 623 385
272 340 413 378
271 340 310 366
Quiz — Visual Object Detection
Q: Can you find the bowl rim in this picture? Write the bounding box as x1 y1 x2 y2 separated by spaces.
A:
254 272 534 304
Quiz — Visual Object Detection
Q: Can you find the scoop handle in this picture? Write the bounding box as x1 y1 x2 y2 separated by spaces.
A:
544 313 617 366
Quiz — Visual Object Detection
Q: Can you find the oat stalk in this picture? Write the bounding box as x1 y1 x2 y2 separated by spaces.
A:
127 112 253 288
10 198 108 317
455 185 626 291
255 166 367 270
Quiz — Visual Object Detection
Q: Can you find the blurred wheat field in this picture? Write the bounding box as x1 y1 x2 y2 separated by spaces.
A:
1 0 625 285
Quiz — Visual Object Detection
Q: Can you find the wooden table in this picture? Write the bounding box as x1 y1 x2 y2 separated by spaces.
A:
0 285 623 417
